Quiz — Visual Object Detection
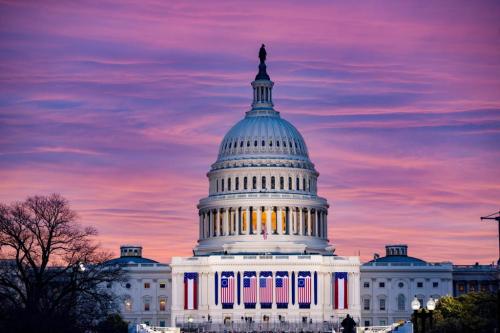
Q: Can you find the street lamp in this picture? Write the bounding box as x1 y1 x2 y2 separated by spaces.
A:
411 296 421 332
426 298 436 330
188 316 193 332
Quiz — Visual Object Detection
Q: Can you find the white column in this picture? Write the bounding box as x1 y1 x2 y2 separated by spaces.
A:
223 208 229 236
216 209 221 236
299 208 304 236
209 210 213 237
277 207 283 235
307 208 312 236
287 208 292 235
257 207 262 236
315 210 319 237
266 207 272 235
236 207 240 235
246 207 251 235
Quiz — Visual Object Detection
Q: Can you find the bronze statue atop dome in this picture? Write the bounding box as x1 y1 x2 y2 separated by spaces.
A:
259 44 267 64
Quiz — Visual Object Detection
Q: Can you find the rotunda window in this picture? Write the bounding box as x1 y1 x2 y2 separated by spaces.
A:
252 176 257 189
228 178 231 191
247 141 250 147
262 176 266 189
303 179 306 191
283 141 286 147
277 141 280 147
288 177 292 190
254 140 258 147
240 141 243 148
269 140 273 147
262 140 265 146
280 177 284 190
221 179 224 192
235 177 239 190
271 176 275 189
296 178 300 190
244 177 248 190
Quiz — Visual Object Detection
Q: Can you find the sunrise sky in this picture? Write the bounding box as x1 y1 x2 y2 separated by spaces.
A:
1 1 499 264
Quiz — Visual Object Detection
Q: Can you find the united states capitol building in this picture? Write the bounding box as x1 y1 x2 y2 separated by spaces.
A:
107 47 499 331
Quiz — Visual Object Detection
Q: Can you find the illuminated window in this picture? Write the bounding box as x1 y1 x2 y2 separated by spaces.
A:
159 298 166 311
144 298 151 311
124 299 132 312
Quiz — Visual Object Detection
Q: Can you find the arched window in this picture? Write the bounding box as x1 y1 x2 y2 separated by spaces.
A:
228 178 231 191
296 178 300 191
247 141 250 147
216 179 219 192
252 176 257 190
244 177 248 190
221 179 224 192
303 178 306 191
269 140 273 147
277 141 280 147
254 140 258 147
308 179 311 192
262 140 265 147
283 141 287 147
280 177 284 190
288 177 292 190
262 176 266 189
240 141 243 147
397 294 405 311
235 177 239 190
271 176 275 189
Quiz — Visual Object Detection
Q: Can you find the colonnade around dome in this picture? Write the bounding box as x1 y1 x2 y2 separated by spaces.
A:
198 206 328 240
209 172 318 196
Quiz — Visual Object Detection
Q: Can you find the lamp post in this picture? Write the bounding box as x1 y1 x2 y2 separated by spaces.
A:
411 296 437 333
188 316 193 332
411 296 421 333
426 298 436 331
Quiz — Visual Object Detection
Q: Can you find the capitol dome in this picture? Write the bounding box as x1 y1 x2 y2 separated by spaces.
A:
194 46 332 256
216 110 310 164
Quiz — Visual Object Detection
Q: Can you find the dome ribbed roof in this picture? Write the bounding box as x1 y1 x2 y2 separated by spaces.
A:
216 111 310 163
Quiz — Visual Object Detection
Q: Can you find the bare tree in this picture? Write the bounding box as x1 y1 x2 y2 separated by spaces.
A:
0 194 125 333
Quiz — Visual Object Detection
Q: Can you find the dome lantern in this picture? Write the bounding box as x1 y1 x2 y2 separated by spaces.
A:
251 44 274 110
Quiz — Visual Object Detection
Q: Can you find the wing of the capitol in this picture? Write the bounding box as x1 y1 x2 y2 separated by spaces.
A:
105 46 499 331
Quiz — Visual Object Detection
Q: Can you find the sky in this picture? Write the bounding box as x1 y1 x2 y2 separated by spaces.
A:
1 0 499 264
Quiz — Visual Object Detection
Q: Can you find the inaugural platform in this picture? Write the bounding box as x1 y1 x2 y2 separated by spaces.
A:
169 46 361 327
